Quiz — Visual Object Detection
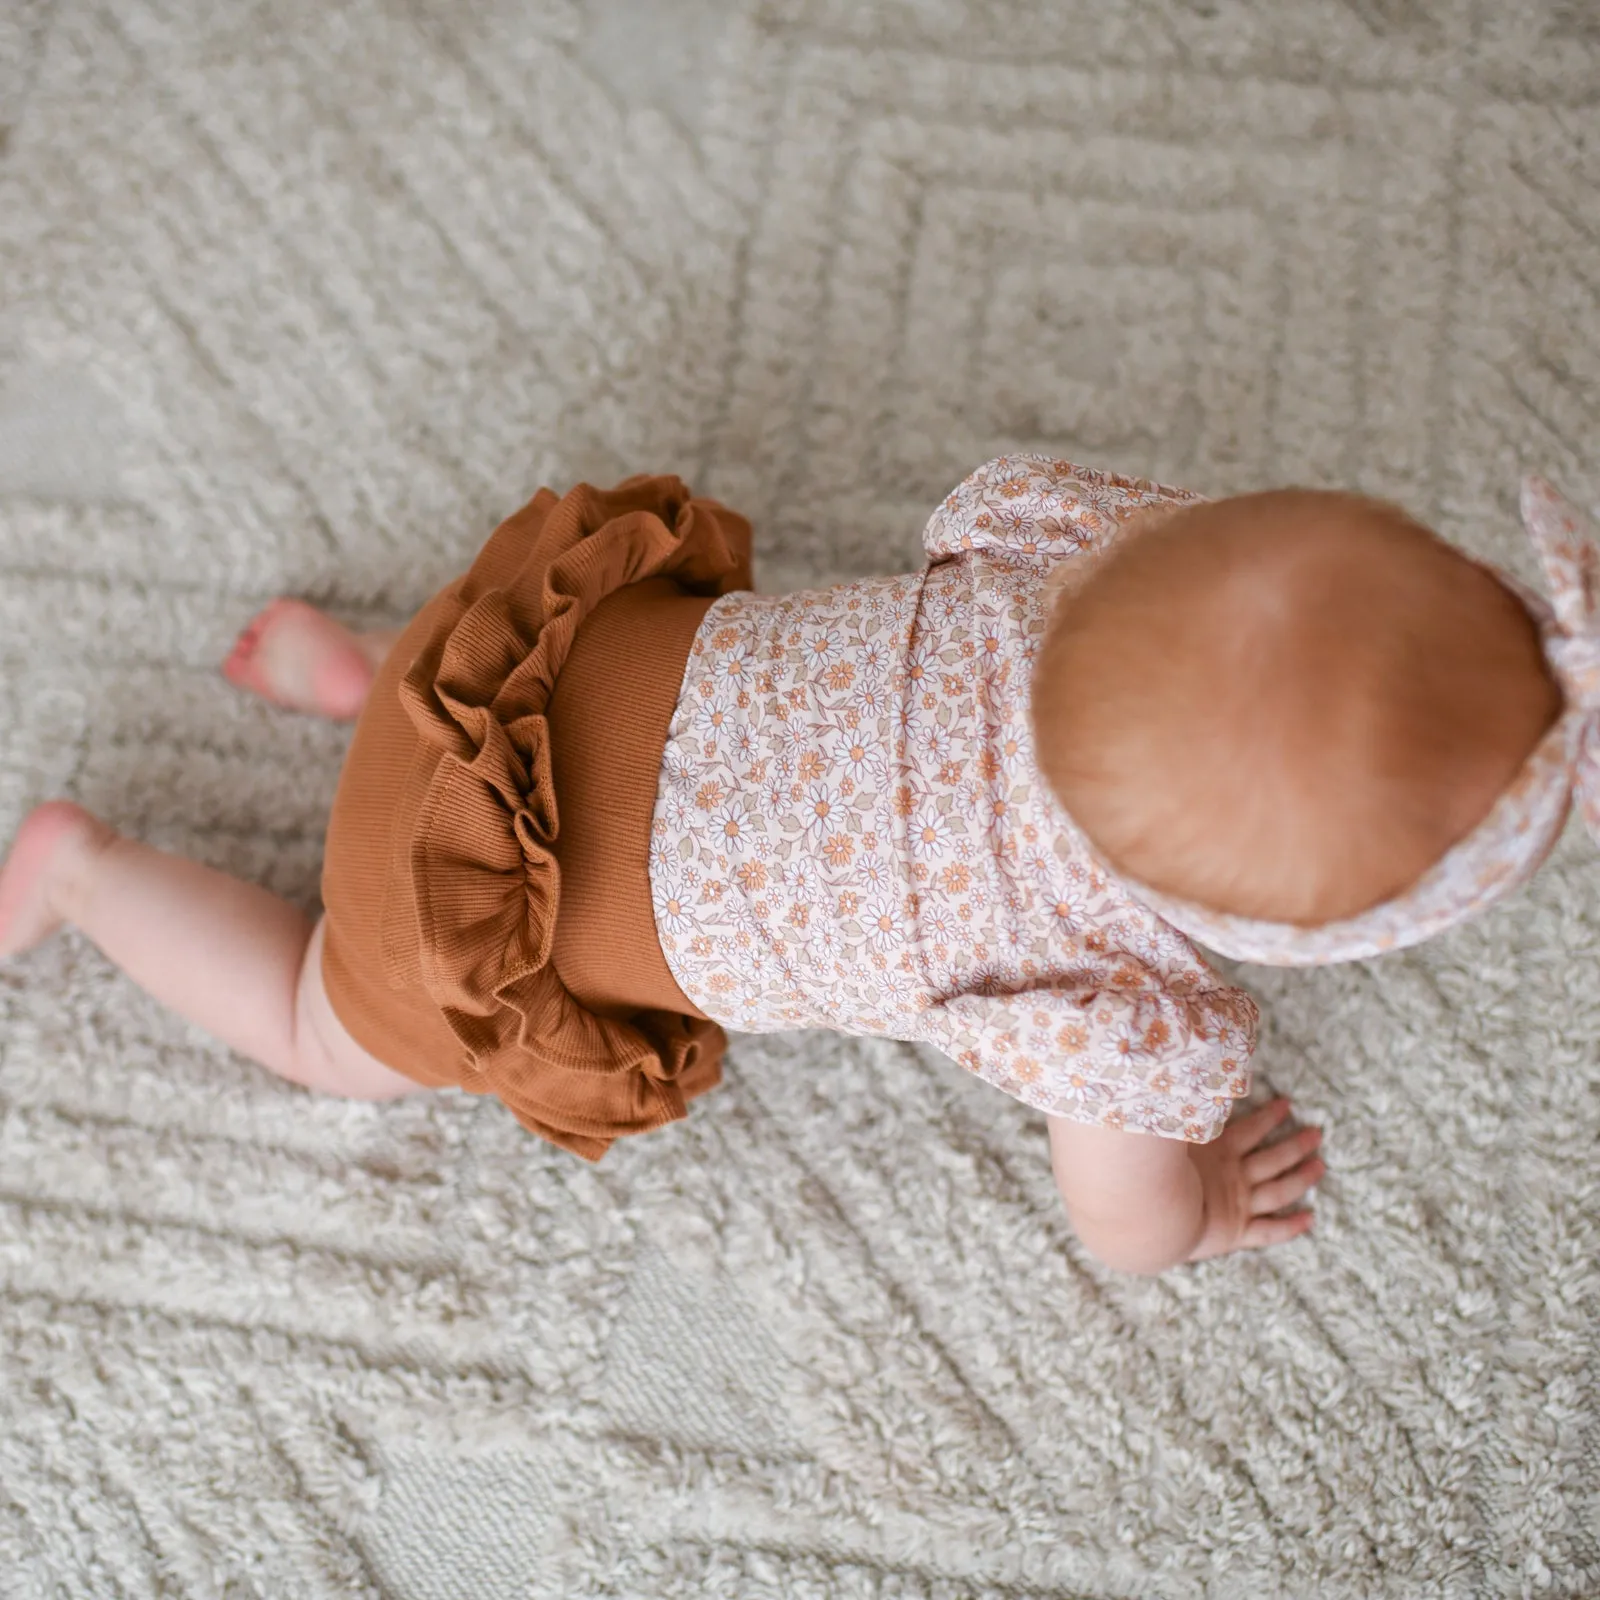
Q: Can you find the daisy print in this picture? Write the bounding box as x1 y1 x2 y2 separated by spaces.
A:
809 920 846 965
781 853 824 905
772 948 806 992
995 723 1031 777
853 851 896 897
722 894 765 945
693 695 734 747
801 780 845 843
658 782 695 834
930 582 965 626
1097 1017 1153 1070
918 719 957 767
873 963 921 1010
802 624 846 671
855 634 892 685
1020 845 1057 885
853 681 890 720
1045 1072 1114 1117
944 781 983 826
998 920 1032 963
908 809 952 861
713 639 755 690
1046 887 1092 935
661 742 699 789
649 832 678 878
920 902 956 945
831 727 889 791
710 797 753 850
902 638 942 699
822 831 857 868
861 894 906 955
775 715 813 770
732 723 760 767
656 875 696 937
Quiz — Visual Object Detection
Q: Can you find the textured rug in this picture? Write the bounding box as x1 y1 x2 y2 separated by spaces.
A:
2 1 1598 1595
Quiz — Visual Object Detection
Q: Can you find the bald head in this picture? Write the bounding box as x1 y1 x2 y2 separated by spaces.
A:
1031 490 1561 925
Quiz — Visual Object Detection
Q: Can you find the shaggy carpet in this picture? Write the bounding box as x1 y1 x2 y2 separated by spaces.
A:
1 1 1597 1594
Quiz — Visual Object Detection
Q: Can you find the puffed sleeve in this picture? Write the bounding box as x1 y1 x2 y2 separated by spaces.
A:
917 973 1257 1143
921 454 1204 566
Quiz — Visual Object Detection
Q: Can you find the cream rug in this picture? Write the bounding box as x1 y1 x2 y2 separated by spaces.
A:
2 2 1598 1594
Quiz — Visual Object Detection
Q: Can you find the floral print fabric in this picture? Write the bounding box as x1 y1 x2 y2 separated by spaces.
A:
647 456 1257 1143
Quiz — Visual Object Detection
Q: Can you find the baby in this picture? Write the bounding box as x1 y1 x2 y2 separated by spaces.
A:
1 458 1592 1276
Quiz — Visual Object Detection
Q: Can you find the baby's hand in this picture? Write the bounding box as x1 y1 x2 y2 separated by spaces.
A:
1186 1097 1323 1262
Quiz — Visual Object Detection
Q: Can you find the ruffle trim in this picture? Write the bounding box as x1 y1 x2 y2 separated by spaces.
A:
393 476 750 1158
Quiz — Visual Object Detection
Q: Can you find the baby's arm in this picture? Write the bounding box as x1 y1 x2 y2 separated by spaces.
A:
1049 1099 1323 1274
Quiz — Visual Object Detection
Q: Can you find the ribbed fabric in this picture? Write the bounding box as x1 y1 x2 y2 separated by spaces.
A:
548 577 715 1021
320 477 752 1159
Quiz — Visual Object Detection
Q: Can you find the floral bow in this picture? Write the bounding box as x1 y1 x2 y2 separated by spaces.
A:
1522 476 1600 844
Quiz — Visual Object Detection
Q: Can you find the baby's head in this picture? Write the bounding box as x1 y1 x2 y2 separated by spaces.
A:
1031 490 1563 926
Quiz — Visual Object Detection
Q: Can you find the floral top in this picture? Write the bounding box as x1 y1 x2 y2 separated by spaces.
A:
647 456 1258 1142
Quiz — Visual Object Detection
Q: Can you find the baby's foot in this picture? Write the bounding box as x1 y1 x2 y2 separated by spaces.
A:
222 599 377 721
0 801 108 960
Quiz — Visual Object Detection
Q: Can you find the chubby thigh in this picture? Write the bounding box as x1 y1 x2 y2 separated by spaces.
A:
297 918 426 1100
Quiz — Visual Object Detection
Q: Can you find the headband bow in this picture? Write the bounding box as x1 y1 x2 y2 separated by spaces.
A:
1522 476 1600 844
1121 475 1600 967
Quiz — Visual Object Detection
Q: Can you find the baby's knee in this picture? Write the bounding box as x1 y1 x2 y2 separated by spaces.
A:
32 801 118 926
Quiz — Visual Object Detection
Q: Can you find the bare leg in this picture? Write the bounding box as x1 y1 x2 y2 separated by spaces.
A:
223 599 403 720
0 801 420 1100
